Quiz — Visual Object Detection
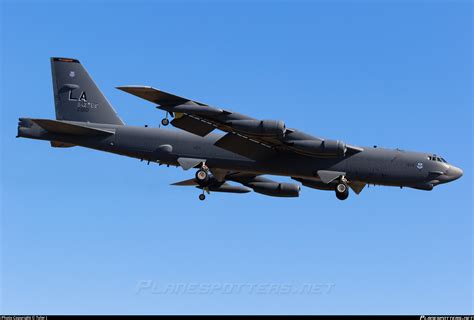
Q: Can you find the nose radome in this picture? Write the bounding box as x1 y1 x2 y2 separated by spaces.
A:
449 166 463 181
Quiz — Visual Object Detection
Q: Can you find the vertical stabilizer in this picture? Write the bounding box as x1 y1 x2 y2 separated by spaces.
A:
51 57 124 125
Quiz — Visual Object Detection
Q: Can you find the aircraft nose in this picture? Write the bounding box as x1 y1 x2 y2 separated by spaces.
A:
448 166 463 181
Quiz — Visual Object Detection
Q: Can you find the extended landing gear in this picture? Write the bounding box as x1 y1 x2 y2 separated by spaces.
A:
195 168 210 184
335 180 349 201
196 163 210 201
198 187 210 201
195 163 210 185
161 112 170 126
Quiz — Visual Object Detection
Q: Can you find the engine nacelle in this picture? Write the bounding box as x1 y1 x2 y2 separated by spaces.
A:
287 139 346 157
228 120 286 137
248 182 300 197
208 184 251 194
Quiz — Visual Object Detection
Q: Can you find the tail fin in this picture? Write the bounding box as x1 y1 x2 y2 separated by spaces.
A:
51 57 124 125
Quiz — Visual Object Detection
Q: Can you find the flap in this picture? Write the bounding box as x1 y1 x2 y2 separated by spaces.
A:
171 114 215 137
214 133 274 160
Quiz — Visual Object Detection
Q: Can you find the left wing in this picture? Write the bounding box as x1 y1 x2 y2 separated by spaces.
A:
171 172 300 198
117 86 363 159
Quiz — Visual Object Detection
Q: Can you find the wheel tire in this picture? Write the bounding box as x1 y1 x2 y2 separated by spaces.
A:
336 183 347 193
199 194 206 201
195 169 209 184
335 183 349 200
161 118 170 126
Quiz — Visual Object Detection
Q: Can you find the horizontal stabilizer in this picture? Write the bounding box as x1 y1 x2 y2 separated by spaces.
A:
31 119 115 136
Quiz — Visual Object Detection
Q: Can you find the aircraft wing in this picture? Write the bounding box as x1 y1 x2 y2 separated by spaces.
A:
171 172 301 197
117 86 363 159
116 86 208 107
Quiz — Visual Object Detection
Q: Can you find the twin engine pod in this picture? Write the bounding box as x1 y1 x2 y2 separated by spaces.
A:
227 120 286 137
195 170 300 197
286 139 347 157
226 119 346 157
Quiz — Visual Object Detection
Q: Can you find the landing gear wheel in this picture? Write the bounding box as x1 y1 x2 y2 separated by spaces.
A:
161 118 170 126
199 193 206 201
195 169 209 184
335 183 349 200
336 183 347 193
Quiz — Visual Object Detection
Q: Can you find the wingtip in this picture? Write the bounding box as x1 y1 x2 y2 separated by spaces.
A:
51 57 80 63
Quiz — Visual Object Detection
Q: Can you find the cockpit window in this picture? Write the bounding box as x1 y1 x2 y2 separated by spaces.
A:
428 155 448 163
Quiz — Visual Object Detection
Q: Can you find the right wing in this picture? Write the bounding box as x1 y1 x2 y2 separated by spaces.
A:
116 85 206 107
117 86 363 160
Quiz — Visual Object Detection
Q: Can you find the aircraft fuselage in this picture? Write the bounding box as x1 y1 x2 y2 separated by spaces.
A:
19 121 462 191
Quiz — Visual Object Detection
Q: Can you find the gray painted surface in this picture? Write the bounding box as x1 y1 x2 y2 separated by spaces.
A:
17 58 463 200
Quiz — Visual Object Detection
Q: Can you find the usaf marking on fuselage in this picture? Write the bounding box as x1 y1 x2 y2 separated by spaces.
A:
17 58 463 201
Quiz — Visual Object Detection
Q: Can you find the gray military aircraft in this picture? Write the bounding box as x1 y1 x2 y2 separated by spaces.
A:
17 58 463 200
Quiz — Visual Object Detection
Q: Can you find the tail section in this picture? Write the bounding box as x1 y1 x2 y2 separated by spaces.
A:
51 57 124 125
17 117 114 145
29 118 115 136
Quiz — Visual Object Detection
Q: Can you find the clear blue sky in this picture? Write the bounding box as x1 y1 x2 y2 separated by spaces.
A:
1 0 472 315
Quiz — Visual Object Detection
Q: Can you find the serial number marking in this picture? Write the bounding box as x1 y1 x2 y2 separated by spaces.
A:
76 101 98 112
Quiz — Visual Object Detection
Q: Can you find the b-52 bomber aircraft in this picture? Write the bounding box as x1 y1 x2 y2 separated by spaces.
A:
17 58 463 200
